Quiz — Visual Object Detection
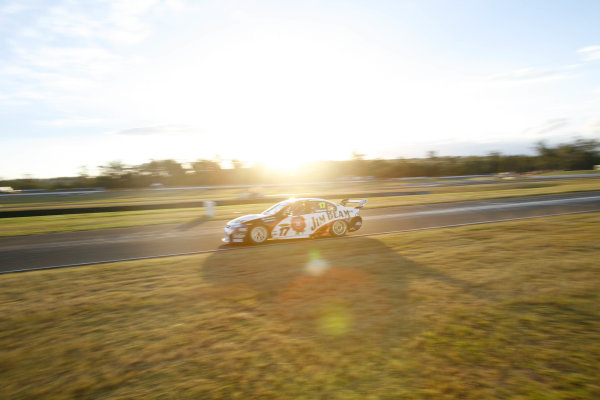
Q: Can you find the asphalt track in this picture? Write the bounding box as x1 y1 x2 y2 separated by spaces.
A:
1 191 599 274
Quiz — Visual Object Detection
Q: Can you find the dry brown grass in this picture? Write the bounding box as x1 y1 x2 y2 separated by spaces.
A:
1 212 599 399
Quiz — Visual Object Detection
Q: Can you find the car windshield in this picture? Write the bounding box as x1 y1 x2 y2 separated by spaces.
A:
262 200 291 215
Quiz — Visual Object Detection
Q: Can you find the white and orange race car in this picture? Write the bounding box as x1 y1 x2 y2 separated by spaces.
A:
222 198 367 245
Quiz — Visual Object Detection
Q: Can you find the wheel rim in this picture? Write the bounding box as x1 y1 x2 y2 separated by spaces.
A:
333 220 346 235
251 226 267 242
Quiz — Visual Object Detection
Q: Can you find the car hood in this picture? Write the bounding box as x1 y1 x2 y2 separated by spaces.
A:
228 214 264 225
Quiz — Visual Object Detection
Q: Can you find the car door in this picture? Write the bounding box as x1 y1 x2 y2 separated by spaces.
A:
306 200 331 234
271 201 310 239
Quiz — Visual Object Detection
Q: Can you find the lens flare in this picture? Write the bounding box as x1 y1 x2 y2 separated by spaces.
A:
318 304 352 336
305 249 330 276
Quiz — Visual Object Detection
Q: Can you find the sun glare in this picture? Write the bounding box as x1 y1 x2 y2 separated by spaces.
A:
262 154 307 174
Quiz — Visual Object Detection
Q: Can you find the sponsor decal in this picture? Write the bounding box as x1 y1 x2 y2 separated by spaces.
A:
310 213 328 231
278 223 291 236
310 209 352 231
291 216 306 233
329 209 352 219
312 221 332 237
262 216 280 227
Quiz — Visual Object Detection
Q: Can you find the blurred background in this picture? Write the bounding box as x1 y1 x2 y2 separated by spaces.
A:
1 0 600 182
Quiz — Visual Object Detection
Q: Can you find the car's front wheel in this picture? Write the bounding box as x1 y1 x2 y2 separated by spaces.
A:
248 225 269 244
330 220 348 237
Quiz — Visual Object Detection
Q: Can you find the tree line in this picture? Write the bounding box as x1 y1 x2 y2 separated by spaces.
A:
3 139 599 190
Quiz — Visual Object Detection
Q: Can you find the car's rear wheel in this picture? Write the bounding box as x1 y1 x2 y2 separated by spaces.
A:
248 225 268 244
330 220 348 237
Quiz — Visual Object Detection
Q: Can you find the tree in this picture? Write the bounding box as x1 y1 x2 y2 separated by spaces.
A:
96 161 133 188
99 161 128 179
231 159 244 169
78 165 89 179
350 151 367 176
191 159 221 174
535 139 599 170
191 159 222 185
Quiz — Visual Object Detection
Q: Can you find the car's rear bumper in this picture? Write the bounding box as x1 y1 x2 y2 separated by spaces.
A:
348 217 363 232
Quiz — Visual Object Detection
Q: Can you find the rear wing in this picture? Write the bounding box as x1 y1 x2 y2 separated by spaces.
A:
340 199 367 208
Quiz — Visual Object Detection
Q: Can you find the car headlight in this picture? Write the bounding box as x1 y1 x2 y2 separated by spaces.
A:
227 222 246 229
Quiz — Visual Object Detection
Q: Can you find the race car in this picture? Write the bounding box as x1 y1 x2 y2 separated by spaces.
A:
222 197 367 245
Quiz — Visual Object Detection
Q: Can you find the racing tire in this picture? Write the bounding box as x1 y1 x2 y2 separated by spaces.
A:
247 225 269 245
330 220 348 237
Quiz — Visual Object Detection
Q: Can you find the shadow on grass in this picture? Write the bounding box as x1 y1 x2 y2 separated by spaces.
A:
201 237 494 339
176 215 211 231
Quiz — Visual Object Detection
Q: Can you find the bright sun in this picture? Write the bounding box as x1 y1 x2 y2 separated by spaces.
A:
262 154 307 174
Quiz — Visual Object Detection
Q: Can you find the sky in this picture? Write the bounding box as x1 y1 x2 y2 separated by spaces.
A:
1 0 599 179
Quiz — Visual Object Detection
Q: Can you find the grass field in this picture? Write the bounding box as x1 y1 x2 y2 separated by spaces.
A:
2 179 423 209
534 170 600 176
1 213 599 399
363 178 599 208
1 174 598 210
1 178 599 237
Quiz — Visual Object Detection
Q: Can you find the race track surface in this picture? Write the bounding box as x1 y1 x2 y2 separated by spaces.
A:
1 191 599 273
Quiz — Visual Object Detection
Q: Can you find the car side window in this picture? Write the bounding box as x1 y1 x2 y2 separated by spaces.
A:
326 202 337 212
309 201 327 213
291 201 307 215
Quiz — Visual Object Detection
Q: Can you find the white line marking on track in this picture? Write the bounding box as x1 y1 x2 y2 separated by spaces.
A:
367 196 600 220
0 228 224 251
